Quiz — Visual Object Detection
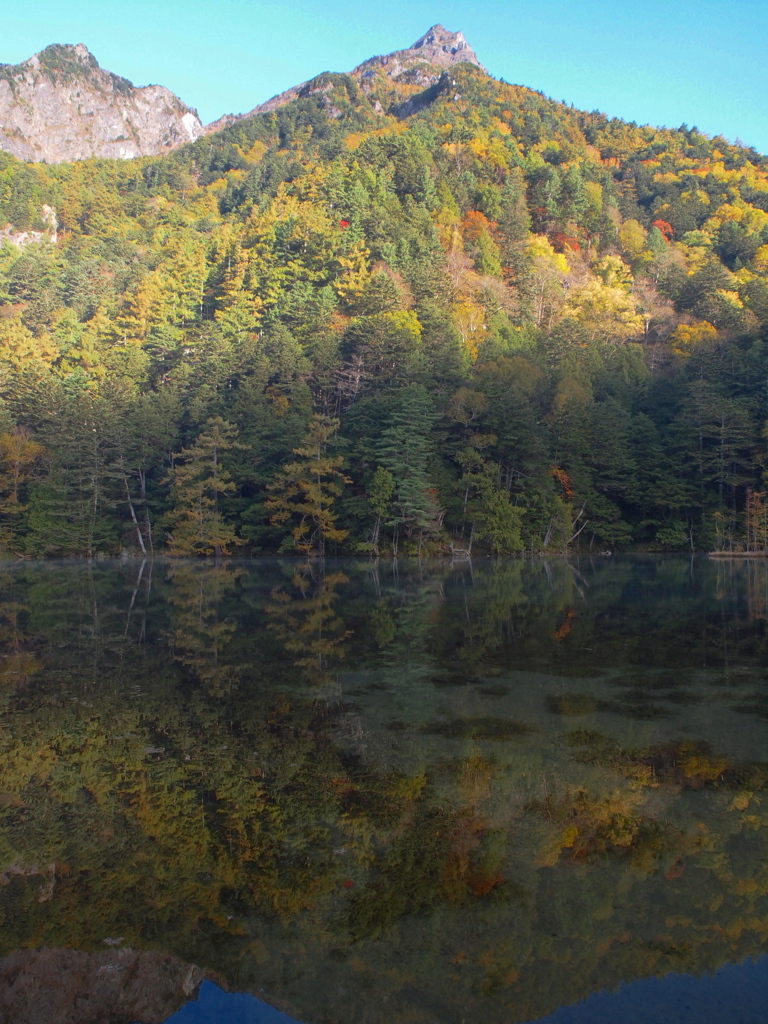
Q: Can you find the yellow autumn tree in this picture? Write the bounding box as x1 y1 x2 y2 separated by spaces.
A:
564 278 643 342
0 316 58 370
618 218 648 261
454 299 488 360
669 320 719 356
527 235 569 328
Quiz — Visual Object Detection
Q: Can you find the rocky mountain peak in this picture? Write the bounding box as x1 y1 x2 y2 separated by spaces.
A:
348 23 487 96
408 25 482 67
0 43 204 163
207 25 487 134
33 42 100 72
352 24 486 82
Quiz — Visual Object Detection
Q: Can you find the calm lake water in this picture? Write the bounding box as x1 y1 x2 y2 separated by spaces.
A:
0 556 766 1024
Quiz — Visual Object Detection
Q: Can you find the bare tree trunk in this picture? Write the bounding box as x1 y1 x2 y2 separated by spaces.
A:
371 513 381 556
567 503 589 547
543 516 554 549
122 466 147 555
145 506 154 556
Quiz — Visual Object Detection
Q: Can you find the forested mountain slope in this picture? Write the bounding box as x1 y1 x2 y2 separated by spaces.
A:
1 29 768 557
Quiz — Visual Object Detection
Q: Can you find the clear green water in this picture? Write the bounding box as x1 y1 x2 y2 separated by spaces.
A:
0 556 766 1023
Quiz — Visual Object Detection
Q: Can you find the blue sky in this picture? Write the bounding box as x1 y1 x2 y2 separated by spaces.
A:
3 0 767 153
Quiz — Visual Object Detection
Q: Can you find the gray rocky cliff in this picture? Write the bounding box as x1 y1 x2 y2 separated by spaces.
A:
0 44 204 163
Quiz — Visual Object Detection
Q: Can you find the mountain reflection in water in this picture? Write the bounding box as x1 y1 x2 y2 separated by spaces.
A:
164 955 768 1023
0 556 766 1024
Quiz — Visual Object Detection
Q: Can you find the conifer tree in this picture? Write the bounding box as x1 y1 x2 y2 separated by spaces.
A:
367 466 395 556
377 384 443 554
165 417 241 557
0 427 44 552
266 414 350 556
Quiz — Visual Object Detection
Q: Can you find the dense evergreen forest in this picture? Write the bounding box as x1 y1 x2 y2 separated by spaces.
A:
2 62 768 556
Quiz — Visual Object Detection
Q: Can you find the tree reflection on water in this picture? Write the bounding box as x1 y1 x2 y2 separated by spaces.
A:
0 556 766 1024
